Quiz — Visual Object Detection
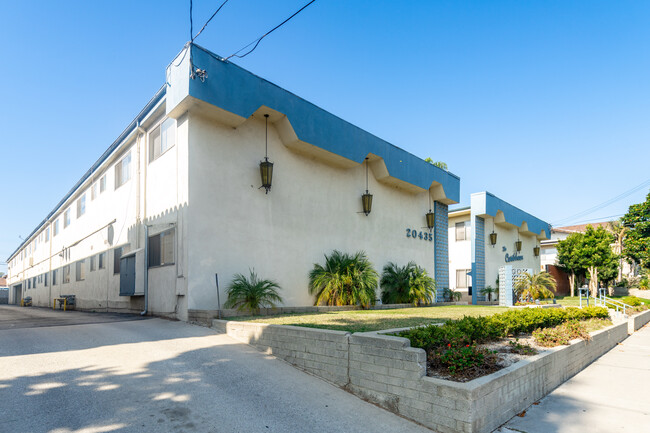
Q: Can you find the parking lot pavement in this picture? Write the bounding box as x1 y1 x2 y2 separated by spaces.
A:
0 314 432 433
0 304 146 330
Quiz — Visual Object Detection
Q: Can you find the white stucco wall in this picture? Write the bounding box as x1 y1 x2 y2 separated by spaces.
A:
186 113 439 310
448 212 472 292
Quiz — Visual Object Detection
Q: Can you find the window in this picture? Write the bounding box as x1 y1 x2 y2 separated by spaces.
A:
98 252 106 270
115 153 132 189
32 277 36 288
149 118 176 162
76 260 85 281
91 182 98 200
44 273 48 287
90 255 96 272
45 227 50 242
64 209 71 228
114 246 124 274
63 265 71 284
77 194 86 218
99 175 106 193
148 228 175 267
455 221 471 242
456 269 471 289
54 219 59 236
28 279 31 289
52 269 57 286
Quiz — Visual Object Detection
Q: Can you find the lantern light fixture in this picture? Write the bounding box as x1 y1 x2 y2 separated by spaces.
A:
259 114 273 194
361 157 372 216
533 245 540 257
515 234 522 252
425 194 435 231
489 220 497 247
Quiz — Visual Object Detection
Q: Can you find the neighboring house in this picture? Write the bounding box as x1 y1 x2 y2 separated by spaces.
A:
448 192 551 304
5 43 460 321
0 277 8 304
540 222 639 294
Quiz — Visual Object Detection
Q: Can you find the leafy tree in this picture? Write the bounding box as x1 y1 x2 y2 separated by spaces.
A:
578 225 618 296
424 157 448 170
380 262 436 306
622 191 650 270
480 285 498 302
514 271 556 301
224 270 283 315
443 287 462 302
309 250 379 308
556 232 585 296
607 220 628 283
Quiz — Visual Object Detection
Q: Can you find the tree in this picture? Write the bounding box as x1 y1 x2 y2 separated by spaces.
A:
622 191 650 270
607 220 627 282
514 271 556 301
224 270 283 315
424 157 448 170
578 225 618 297
309 250 379 308
556 232 585 296
380 262 436 306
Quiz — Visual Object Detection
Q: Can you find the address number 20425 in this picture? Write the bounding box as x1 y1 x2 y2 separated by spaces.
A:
406 228 433 242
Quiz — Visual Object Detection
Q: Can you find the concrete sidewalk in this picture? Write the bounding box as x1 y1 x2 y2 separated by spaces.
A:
496 323 650 433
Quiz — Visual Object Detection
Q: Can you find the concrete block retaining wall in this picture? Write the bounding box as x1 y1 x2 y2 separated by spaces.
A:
628 309 650 334
213 317 635 433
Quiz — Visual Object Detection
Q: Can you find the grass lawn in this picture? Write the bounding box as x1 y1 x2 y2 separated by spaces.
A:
227 305 508 333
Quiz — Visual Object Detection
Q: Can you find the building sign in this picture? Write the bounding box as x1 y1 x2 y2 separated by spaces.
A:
405 228 433 242
505 252 524 263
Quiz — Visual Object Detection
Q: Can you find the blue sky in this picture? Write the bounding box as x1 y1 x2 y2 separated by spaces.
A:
1 0 649 272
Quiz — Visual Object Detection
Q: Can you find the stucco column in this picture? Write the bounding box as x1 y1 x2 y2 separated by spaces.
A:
471 216 486 304
434 201 449 302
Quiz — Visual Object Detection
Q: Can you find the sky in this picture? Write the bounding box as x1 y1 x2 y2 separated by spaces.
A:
1 0 649 273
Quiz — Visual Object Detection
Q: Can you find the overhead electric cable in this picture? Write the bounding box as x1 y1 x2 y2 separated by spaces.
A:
193 0 231 41
552 178 650 225
225 0 316 60
190 0 193 41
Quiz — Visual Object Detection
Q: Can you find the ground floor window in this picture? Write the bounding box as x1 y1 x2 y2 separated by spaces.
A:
148 228 175 268
63 265 71 284
98 252 106 269
456 269 471 289
76 260 85 281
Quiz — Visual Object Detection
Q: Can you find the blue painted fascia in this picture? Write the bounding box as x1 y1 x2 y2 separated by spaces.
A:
7 86 167 262
470 191 551 239
173 43 460 201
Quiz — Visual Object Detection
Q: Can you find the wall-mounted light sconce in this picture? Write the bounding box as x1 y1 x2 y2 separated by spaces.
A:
425 194 435 231
259 114 273 194
533 246 540 257
490 220 497 247
361 157 372 216
515 234 522 252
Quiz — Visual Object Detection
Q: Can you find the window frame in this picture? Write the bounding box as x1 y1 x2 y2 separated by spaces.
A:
114 153 132 190
148 228 175 268
77 194 86 218
64 209 71 228
149 118 176 163
456 269 471 289
76 260 86 281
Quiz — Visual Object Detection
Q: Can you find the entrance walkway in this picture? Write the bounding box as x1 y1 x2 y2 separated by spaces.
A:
496 323 650 433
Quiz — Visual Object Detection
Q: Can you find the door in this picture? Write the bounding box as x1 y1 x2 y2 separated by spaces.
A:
119 256 136 296
13 284 22 305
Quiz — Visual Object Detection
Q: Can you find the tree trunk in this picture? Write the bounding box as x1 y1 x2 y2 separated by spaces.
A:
569 273 576 297
588 266 599 297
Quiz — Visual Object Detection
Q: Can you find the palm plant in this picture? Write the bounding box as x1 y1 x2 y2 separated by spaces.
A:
514 271 556 302
480 285 499 302
224 270 283 315
443 287 462 302
380 262 436 306
309 250 379 308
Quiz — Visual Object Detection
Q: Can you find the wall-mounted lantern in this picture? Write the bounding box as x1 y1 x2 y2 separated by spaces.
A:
533 246 540 257
515 234 522 252
361 157 372 216
425 194 435 231
259 114 273 194
490 220 497 247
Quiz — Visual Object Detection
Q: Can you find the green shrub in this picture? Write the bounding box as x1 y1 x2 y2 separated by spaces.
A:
437 344 485 375
380 262 436 305
224 270 283 315
533 320 590 347
621 296 643 307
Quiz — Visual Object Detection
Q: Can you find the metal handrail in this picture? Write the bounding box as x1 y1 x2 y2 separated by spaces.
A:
578 288 633 315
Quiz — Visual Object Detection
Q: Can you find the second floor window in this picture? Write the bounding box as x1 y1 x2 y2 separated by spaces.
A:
115 153 132 189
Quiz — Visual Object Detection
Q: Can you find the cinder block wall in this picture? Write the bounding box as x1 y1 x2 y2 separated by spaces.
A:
213 317 632 433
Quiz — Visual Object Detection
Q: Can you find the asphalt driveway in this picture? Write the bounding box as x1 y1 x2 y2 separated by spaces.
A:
0 308 432 433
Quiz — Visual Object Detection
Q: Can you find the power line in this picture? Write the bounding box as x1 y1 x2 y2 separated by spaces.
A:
552 178 650 225
190 0 193 41
557 213 624 227
192 0 231 42
225 0 316 61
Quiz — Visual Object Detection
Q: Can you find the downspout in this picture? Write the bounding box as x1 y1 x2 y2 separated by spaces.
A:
141 223 149 316
138 120 148 317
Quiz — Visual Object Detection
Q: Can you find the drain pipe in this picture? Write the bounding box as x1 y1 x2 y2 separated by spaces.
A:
141 223 149 316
